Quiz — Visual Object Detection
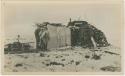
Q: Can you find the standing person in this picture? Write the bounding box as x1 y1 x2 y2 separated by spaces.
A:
34 23 42 50
39 23 50 51
79 24 94 48
70 26 80 47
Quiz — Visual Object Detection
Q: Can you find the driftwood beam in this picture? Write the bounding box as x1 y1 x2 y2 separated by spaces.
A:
104 51 120 55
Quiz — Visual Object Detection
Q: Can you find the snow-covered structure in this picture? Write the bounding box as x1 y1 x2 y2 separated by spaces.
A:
43 19 109 49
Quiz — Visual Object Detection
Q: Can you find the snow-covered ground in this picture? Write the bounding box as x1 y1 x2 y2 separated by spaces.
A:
4 45 121 72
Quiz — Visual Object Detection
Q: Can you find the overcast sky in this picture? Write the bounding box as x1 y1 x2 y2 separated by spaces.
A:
3 0 123 47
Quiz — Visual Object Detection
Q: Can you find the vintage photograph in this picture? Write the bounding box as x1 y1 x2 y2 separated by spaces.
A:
2 0 123 74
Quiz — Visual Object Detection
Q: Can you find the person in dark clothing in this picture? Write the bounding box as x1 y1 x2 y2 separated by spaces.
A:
39 25 50 51
79 24 94 48
70 26 80 47
35 23 42 50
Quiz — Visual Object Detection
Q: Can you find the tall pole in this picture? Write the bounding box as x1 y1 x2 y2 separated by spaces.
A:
65 27 67 47
56 26 59 48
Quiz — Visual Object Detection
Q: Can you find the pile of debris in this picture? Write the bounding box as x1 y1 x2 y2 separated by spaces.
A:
68 20 110 48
